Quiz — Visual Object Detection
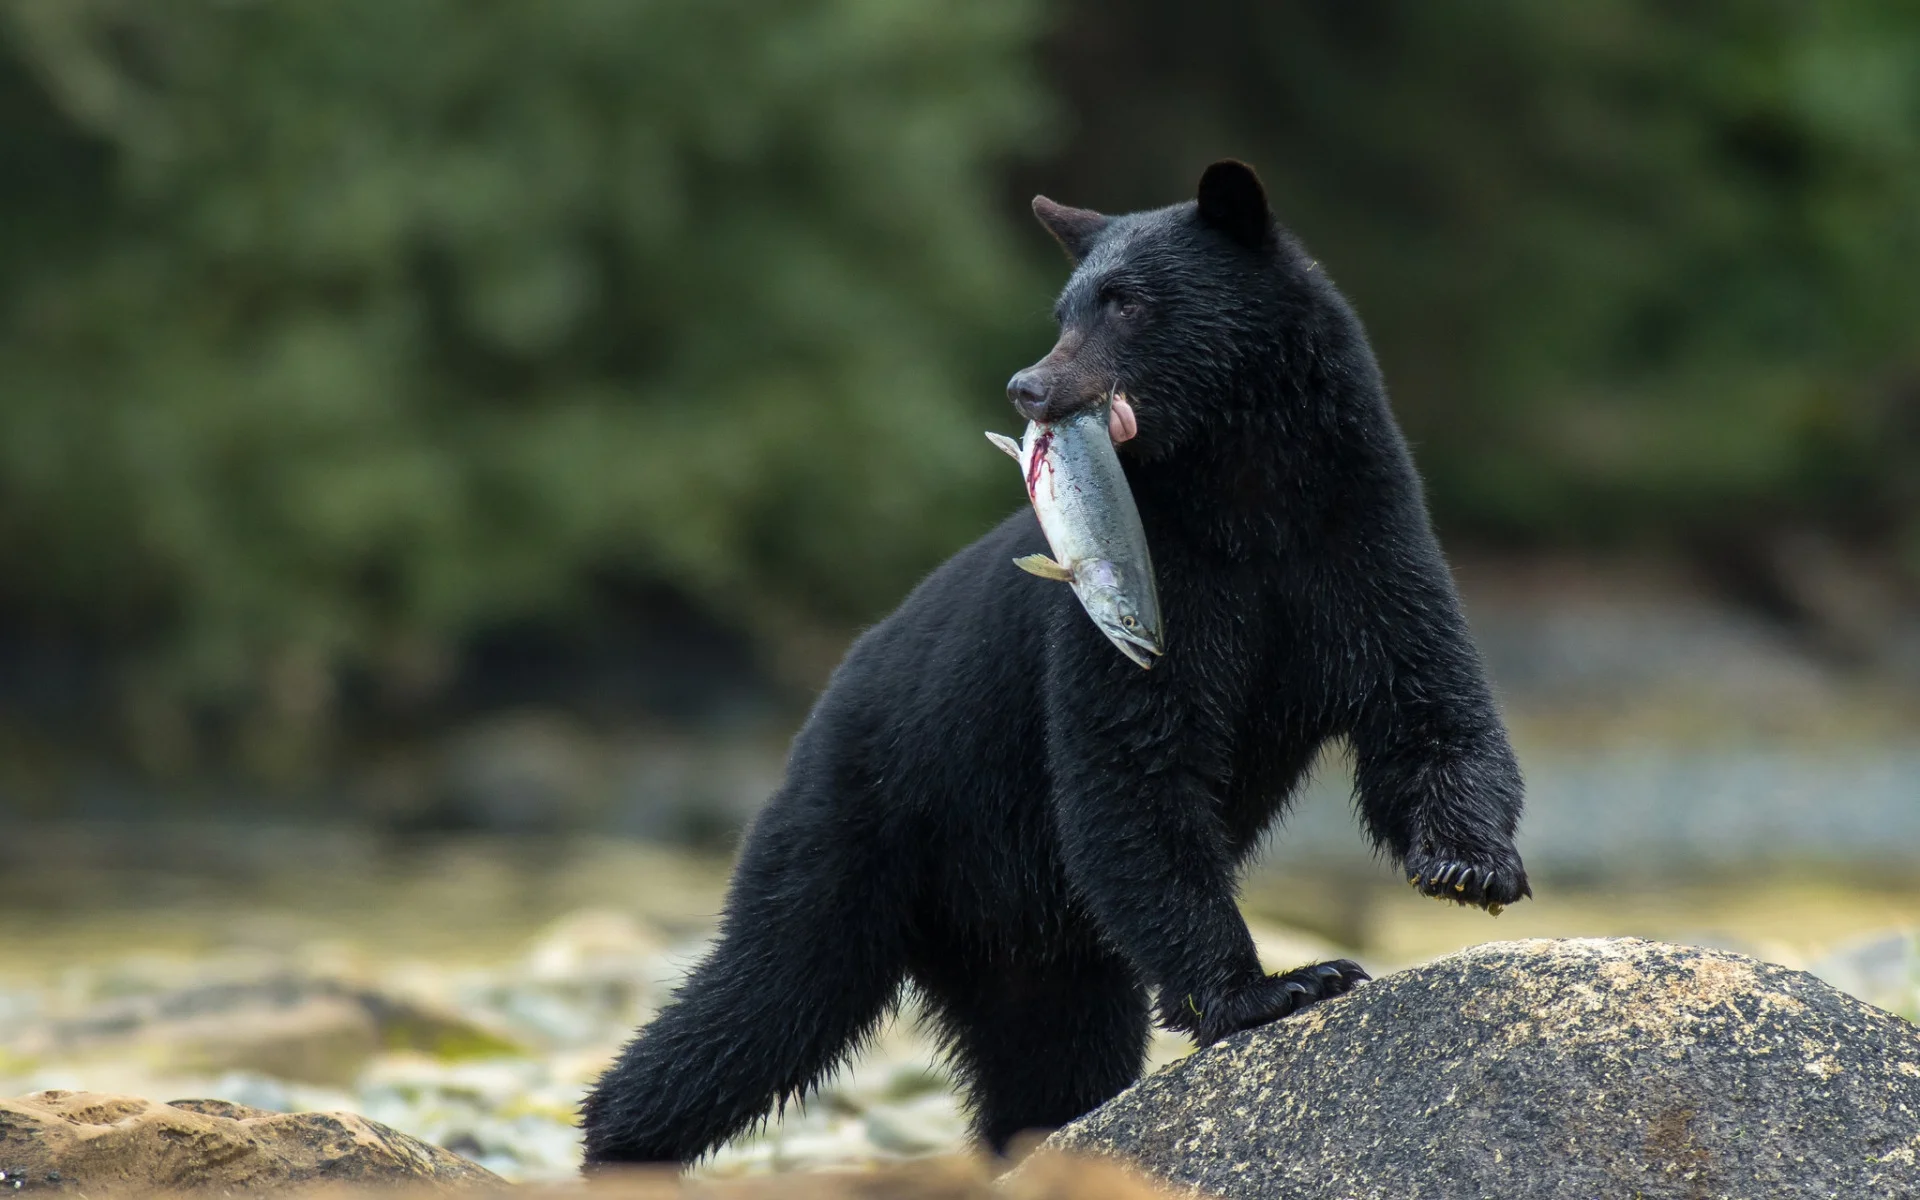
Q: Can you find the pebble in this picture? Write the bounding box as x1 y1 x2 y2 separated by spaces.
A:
2 909 1913 1181
0 911 973 1180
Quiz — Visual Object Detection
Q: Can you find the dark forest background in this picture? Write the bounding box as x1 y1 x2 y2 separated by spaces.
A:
2 0 1917 801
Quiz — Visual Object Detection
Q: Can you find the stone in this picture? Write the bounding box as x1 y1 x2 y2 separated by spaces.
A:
1044 938 1920 1199
6 975 524 1087
862 1093 968 1156
0 1089 499 1194
1811 928 1919 1016
523 910 666 982
693 1151 1177 1199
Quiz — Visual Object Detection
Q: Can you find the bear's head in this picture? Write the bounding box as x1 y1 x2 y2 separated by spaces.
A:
1008 160 1298 459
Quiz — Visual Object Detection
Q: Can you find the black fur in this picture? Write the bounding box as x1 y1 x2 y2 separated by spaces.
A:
580 161 1527 1167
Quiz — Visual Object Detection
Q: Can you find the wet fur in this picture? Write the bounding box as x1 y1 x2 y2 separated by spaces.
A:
581 162 1527 1166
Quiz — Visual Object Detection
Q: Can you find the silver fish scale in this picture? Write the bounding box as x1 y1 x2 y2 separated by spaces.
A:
987 397 1164 667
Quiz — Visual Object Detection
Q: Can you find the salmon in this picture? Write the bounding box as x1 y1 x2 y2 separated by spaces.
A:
987 392 1164 668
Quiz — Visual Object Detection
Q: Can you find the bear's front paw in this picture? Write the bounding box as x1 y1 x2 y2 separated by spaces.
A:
1403 842 1531 912
1187 960 1370 1047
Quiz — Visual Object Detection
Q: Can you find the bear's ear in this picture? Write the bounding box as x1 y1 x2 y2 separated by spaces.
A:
1196 160 1273 249
1032 196 1110 264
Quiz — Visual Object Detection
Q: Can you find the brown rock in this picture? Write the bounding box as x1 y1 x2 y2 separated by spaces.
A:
0 1089 499 1194
583 1152 1177 1199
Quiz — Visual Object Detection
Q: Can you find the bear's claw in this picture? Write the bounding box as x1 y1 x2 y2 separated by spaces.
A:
1404 846 1530 911
1189 959 1370 1046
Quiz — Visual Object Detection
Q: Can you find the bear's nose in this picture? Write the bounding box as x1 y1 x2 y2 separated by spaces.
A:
1006 370 1050 423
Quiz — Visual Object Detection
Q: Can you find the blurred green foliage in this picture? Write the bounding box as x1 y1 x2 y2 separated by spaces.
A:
1038 0 1920 554
0 0 1046 736
2 0 1919 765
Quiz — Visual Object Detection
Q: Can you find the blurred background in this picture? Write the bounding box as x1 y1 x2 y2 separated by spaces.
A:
1 0 1918 1181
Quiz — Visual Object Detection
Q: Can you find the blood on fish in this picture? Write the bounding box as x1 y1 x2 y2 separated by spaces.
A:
1024 428 1054 499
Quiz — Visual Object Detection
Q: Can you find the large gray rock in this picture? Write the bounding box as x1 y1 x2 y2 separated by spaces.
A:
1046 938 1920 1199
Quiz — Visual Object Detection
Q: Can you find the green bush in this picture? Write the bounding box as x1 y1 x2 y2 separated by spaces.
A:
0 0 1048 743
1039 0 1920 552
4 0 1920 781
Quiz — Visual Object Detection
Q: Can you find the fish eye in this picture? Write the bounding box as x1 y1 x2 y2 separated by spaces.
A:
1122 615 1137 629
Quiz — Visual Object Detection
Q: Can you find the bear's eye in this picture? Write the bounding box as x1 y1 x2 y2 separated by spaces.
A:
1102 291 1142 321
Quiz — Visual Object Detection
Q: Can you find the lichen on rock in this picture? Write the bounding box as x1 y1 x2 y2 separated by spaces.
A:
1045 937 1920 1200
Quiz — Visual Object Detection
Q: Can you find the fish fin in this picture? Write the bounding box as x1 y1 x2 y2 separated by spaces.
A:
985 431 1022 461
1012 554 1073 582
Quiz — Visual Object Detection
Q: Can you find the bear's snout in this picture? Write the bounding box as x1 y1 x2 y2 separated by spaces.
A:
1006 351 1107 425
1007 368 1052 422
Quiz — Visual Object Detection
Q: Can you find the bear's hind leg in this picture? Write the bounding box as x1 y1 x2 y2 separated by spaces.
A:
918 947 1149 1156
581 813 905 1166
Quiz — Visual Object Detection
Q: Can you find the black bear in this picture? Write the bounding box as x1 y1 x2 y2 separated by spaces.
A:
581 161 1528 1166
